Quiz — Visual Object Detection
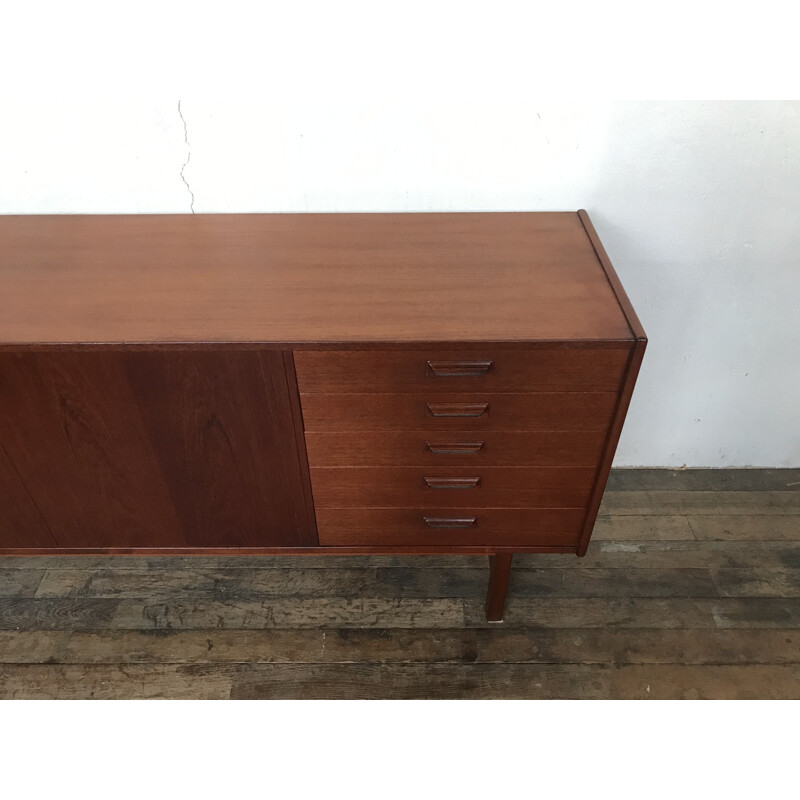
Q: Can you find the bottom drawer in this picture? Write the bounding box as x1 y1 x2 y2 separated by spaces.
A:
316 507 584 547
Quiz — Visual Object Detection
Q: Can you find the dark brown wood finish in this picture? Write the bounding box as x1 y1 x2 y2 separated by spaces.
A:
0 350 315 549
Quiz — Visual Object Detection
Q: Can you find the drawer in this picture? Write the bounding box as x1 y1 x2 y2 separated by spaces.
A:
300 392 618 432
316 507 584 547
309 466 595 508
304 430 607 467
294 348 629 393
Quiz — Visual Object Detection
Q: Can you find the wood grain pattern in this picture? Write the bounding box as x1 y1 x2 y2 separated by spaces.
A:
0 350 315 549
123 350 316 547
577 340 646 555
315 507 584 547
308 466 595 508
0 351 185 548
1 662 798 700
300 392 618 432
294 348 629 393
303 430 607 467
0 443 55 548
0 213 632 345
2 628 797 667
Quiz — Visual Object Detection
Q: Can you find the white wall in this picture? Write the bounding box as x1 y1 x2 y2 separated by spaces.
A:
1 100 798 467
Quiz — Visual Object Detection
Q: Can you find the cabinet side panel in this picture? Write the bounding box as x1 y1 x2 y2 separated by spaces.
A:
576 339 646 555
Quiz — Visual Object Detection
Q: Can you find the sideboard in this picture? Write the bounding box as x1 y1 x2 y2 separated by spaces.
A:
0 211 646 620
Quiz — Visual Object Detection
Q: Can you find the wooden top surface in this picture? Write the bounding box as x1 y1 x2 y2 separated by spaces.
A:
0 212 633 345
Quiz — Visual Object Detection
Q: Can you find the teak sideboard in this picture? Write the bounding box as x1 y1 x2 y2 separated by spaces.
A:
0 211 645 621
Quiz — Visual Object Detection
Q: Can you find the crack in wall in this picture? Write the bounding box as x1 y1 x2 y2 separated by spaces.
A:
177 100 196 213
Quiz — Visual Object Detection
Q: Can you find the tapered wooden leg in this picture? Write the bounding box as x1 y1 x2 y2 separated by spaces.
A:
485 553 513 622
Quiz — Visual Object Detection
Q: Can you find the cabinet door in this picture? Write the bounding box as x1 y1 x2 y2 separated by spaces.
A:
0 350 315 549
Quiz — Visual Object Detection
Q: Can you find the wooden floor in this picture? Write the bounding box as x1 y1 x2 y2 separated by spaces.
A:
1 469 799 699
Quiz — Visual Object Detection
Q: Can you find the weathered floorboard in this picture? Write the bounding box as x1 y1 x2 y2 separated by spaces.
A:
600 491 800 516
2 628 799 667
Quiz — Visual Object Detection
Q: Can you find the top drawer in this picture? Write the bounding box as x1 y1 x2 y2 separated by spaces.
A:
294 348 629 394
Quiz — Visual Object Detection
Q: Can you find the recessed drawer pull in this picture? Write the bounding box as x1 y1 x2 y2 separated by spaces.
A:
426 402 488 418
425 441 485 455
423 516 477 529
427 360 493 377
423 476 481 490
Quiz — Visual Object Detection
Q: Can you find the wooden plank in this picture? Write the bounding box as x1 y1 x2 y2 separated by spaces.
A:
474 628 800 667
2 661 797 699
606 468 800 492
229 663 800 699
0 569 45 597
0 598 121 629
591 515 695 540
711 568 800 597
1 540 794 571
0 631 71 663
600 491 800 516
227 663 615 699
576 541 800 570
29 565 722 600
465 597 800 629
606 665 800 700
3 628 800 667
10 596 800 631
688 515 800 540
0 664 232 699
108 598 466 630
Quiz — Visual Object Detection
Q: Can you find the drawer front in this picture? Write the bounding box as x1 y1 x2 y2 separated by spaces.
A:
316 507 584 547
304 430 607 467
309 466 596 508
295 348 629 393
300 392 617 432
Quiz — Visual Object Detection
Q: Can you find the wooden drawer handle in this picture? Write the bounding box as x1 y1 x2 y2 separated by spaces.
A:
423 476 481 490
427 360 493 377
425 441 485 455
426 402 488 418
423 516 477 529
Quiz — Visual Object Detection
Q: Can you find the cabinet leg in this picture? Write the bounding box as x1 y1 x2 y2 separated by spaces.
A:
485 553 513 623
